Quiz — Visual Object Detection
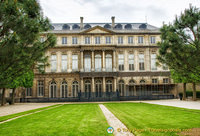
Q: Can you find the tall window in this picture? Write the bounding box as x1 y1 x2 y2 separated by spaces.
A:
106 80 112 92
152 79 158 84
139 54 145 70
138 36 144 44
49 80 57 98
84 54 91 72
118 80 125 96
72 81 78 97
95 36 100 44
62 37 67 44
37 81 44 96
151 54 157 70
128 36 133 44
106 54 112 71
95 80 102 97
85 80 91 97
72 37 78 44
72 55 78 71
106 36 111 44
61 55 67 72
61 81 67 98
51 55 57 72
26 88 32 96
95 54 101 72
150 36 156 44
118 36 123 44
163 78 169 84
118 54 124 71
85 37 90 44
129 54 134 71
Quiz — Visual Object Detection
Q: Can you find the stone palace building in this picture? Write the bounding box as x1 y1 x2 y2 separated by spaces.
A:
10 17 178 102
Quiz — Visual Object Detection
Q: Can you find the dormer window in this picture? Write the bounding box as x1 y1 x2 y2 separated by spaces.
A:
104 24 111 29
84 24 91 29
62 24 70 30
114 24 122 29
72 24 80 30
125 24 132 29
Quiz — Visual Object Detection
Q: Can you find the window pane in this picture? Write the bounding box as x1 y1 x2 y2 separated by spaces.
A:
62 37 67 44
118 54 124 71
129 54 134 70
128 36 133 44
106 54 112 71
72 55 78 70
84 54 91 72
151 54 157 70
106 36 111 44
138 36 143 43
139 54 144 70
61 55 67 72
95 54 101 71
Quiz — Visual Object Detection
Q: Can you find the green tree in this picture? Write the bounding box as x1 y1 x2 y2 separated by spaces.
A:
9 70 34 105
0 0 56 106
157 5 200 101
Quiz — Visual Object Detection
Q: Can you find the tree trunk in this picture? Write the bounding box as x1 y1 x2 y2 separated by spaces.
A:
11 88 16 105
182 83 186 100
1 88 6 106
192 83 196 101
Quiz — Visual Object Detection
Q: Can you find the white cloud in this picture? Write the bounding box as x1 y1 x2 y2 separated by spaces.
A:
39 0 200 27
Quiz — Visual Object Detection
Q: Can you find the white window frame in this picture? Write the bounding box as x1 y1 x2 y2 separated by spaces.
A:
62 37 67 45
72 37 78 44
138 36 144 44
61 55 67 72
128 36 133 44
106 36 111 44
72 55 78 71
118 36 123 44
85 37 90 44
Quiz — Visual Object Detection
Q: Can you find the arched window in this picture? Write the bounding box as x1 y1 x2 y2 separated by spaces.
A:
118 80 125 96
85 80 91 97
50 25 55 30
72 24 80 30
139 24 147 29
49 80 57 98
106 80 112 92
106 54 112 71
114 24 122 29
62 24 70 30
61 80 67 98
95 54 101 72
72 81 78 97
95 80 102 97
125 24 132 29
84 24 91 29
104 24 111 29
84 54 91 72
129 80 135 96
140 80 146 84
129 80 135 85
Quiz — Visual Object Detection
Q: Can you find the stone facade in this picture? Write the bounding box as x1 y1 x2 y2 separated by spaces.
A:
22 17 176 102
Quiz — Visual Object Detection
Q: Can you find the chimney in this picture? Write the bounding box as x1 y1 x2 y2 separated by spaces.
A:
111 16 115 28
80 17 83 29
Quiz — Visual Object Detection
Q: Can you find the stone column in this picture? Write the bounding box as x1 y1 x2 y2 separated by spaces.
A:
92 77 95 95
102 50 105 71
124 50 128 71
103 77 106 92
91 50 94 71
56 52 61 72
80 50 84 72
67 51 72 72
113 50 116 71
113 77 117 92
81 78 84 92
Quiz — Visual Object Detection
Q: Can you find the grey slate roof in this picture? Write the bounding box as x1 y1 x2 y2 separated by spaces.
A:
49 23 160 33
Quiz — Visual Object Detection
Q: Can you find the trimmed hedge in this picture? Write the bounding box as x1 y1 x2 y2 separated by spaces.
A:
179 91 200 98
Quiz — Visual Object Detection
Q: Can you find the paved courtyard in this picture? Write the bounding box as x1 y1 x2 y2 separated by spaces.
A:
0 103 55 116
142 99 200 110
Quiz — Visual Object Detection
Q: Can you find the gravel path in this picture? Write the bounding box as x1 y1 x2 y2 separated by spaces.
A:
99 104 134 136
142 99 200 110
0 103 56 116
0 104 62 124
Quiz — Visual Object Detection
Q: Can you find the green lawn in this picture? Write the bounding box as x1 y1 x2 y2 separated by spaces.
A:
0 104 112 136
0 104 59 122
104 103 200 136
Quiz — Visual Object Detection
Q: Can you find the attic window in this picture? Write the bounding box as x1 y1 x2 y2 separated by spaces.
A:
84 24 91 29
139 24 147 29
114 24 122 29
125 24 132 29
72 24 80 30
62 24 70 30
104 24 111 29
50 25 55 30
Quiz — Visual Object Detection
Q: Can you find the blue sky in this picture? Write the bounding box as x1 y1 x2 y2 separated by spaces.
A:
38 0 200 27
